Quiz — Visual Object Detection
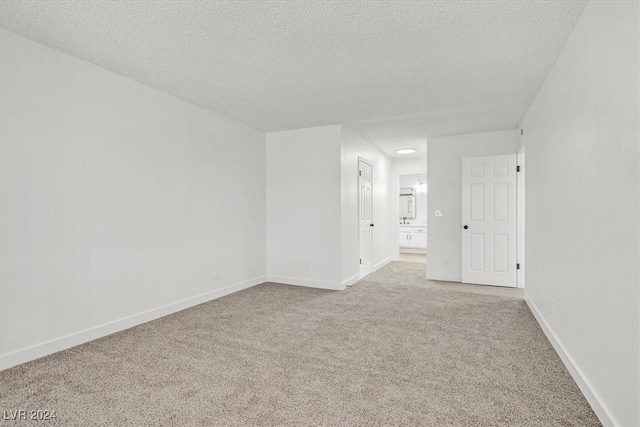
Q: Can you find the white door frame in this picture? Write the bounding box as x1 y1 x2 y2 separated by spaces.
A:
394 173 401 261
358 157 373 278
517 147 525 288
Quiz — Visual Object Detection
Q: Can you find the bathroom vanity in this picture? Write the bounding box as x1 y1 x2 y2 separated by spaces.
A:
399 225 427 250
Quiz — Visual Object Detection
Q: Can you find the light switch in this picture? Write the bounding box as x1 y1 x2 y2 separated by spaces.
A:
435 210 443 217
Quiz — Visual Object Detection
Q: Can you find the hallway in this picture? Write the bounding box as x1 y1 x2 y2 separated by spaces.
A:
398 252 427 263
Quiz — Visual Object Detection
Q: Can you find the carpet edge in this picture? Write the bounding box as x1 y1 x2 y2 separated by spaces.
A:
525 296 615 427
0 275 267 371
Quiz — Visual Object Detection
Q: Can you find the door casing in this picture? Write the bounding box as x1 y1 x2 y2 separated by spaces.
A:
517 148 525 288
358 158 373 278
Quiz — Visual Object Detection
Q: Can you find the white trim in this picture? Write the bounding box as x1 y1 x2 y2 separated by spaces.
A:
267 275 345 291
373 256 393 272
426 272 461 282
516 147 526 289
0 275 267 371
394 174 401 263
525 297 616 427
345 257 393 287
358 156 374 278
342 274 360 287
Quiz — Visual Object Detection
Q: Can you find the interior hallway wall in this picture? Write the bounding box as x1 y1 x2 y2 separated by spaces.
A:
393 157 427 177
266 125 343 289
0 30 267 370
341 127 394 286
519 2 639 425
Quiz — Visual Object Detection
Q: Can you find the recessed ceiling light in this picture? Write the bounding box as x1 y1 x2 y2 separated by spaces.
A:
396 148 417 154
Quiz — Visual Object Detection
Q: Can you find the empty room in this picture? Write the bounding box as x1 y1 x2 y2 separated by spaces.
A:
1 1 638 426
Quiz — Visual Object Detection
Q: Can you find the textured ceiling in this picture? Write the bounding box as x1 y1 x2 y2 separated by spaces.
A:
0 1 587 157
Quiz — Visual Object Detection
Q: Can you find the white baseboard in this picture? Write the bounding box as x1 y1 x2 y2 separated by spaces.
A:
425 271 461 282
373 256 393 272
267 275 345 291
342 274 360 287
525 297 616 427
343 257 393 287
0 275 266 371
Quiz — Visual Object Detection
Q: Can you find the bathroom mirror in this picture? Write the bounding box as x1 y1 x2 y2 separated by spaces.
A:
399 188 416 220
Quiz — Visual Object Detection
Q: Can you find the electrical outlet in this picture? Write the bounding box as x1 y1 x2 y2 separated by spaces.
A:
213 269 220 280
550 298 555 315
443 258 450 267
304 263 311 271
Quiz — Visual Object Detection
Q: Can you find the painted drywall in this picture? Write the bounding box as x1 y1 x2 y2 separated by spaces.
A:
399 174 427 226
341 127 394 285
0 30 267 370
519 2 639 425
266 125 343 289
426 130 518 282
393 157 427 177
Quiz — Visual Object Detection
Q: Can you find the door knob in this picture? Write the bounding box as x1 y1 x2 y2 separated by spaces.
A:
463 225 468 229
370 223 374 227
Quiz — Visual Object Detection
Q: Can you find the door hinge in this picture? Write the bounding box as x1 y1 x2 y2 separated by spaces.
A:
520 129 524 135
517 165 521 172
516 263 521 270
359 170 363 177
359 258 362 265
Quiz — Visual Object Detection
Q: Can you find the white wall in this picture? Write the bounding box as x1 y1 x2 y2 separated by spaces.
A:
393 156 427 176
519 2 639 425
267 125 394 289
0 30 267 370
427 130 518 281
399 174 427 226
341 127 394 285
266 125 343 289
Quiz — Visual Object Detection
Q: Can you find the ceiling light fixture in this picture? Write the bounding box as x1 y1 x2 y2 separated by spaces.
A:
396 148 417 154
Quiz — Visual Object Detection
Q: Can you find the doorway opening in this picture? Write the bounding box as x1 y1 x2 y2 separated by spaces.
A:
398 173 427 264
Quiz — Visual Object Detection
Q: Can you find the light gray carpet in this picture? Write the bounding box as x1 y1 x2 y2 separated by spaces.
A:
0 262 599 426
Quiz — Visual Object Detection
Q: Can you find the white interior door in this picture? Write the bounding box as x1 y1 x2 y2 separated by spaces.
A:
461 154 517 287
359 159 373 277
